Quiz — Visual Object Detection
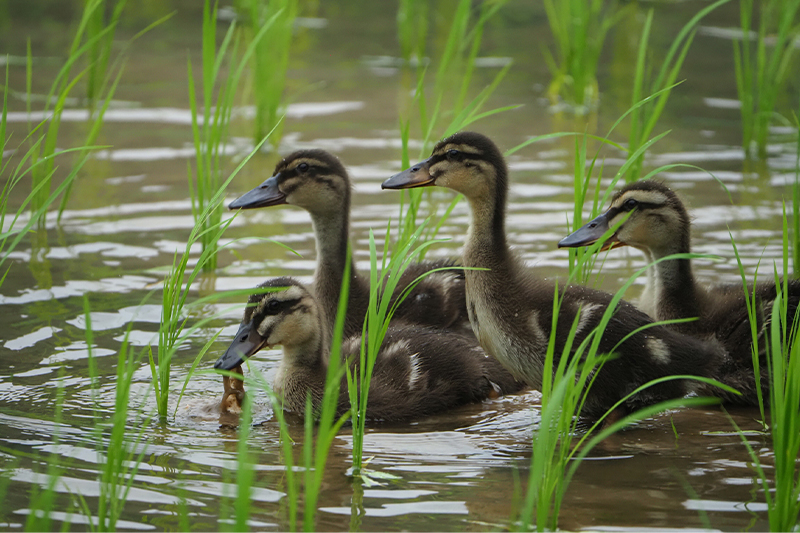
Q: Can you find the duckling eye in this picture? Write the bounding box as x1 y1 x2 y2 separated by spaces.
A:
264 300 282 315
297 162 309 173
446 149 461 160
623 198 638 211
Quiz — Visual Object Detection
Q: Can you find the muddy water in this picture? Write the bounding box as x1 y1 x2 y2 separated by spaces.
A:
0 1 795 531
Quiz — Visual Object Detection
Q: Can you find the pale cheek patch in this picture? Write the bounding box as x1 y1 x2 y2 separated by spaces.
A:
647 338 671 364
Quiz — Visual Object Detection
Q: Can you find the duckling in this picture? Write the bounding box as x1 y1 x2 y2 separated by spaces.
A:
558 179 800 405
229 150 467 338
214 277 525 422
382 131 728 420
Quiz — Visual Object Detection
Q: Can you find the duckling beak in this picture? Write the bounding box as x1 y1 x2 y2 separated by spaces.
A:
214 322 267 370
381 158 435 189
229 175 286 210
558 212 622 252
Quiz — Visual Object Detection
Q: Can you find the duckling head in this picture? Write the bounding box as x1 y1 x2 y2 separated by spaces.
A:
214 278 321 371
559 180 690 256
229 150 350 217
382 131 508 202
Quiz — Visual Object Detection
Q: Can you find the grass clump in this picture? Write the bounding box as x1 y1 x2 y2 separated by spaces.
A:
153 134 271 422
188 0 277 271
516 259 734 531
542 0 626 113
734 0 800 159
625 0 729 182
731 207 800 531
396 0 515 248
238 0 298 147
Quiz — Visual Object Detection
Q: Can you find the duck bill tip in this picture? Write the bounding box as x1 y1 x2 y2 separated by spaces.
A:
228 177 286 210
381 163 435 190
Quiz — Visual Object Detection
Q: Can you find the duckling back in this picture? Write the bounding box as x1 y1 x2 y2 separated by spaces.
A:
341 325 526 422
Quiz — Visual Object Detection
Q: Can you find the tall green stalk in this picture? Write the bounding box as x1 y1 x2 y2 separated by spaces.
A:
188 0 277 271
517 253 734 530
626 0 729 182
396 0 515 250
731 207 800 531
542 0 626 112
734 0 800 159
239 0 297 147
152 134 271 422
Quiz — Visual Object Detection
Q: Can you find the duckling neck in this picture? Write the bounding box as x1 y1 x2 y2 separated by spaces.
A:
308 208 361 329
643 242 705 328
463 192 510 268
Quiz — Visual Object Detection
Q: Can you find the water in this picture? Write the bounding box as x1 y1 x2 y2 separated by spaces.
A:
0 1 795 530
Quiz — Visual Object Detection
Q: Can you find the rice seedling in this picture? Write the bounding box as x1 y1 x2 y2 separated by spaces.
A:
625 0 729 182
395 0 515 249
1 69 104 287
24 0 125 227
347 223 445 480
75 299 151 532
188 0 277 271
23 369 69 533
734 0 800 159
152 133 271 422
516 255 734 531
84 0 126 116
238 0 298 147
729 207 800 531
542 0 628 113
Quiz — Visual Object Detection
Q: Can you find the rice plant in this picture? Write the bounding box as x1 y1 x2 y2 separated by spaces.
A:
734 0 800 159
625 0 729 183
75 298 151 532
152 134 271 422
25 0 124 228
730 207 800 531
188 0 277 271
396 0 515 249
84 0 126 116
516 256 735 531
238 0 298 147
542 0 628 113
0 68 103 287
347 222 448 481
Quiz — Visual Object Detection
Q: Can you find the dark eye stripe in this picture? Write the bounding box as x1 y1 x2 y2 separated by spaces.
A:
253 297 301 323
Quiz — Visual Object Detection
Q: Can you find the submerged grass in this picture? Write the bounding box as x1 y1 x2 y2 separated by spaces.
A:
734 0 800 159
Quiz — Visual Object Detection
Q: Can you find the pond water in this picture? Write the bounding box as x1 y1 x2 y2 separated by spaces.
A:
0 1 796 531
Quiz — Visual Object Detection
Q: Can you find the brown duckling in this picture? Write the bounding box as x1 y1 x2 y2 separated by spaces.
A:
214 277 525 422
382 131 727 420
229 150 468 338
558 179 800 406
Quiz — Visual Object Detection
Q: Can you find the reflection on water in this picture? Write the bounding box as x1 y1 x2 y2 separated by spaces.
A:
0 0 796 531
